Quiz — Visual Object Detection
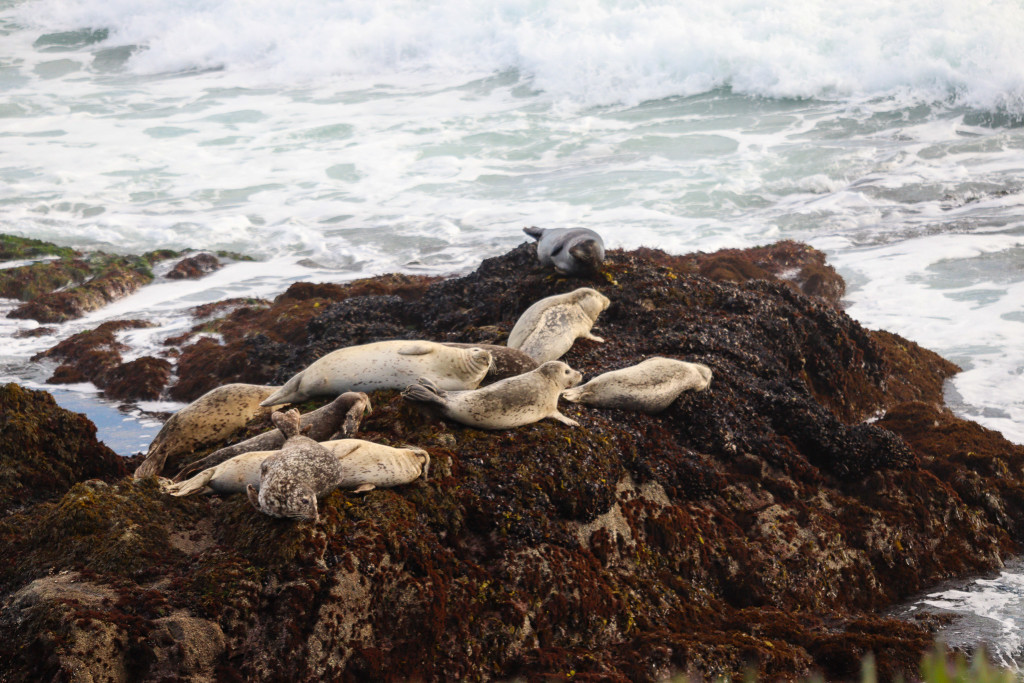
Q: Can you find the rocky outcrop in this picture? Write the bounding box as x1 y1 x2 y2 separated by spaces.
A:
0 383 127 515
166 252 221 279
3 242 1023 682
8 256 155 323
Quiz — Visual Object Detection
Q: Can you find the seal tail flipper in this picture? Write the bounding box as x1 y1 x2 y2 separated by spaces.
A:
523 226 544 241
246 484 261 511
165 469 217 497
561 387 584 403
271 408 302 438
336 393 371 438
133 447 167 480
353 483 376 493
401 384 445 406
260 373 304 407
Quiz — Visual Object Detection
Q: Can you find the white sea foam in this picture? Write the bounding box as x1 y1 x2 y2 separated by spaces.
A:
9 0 1024 112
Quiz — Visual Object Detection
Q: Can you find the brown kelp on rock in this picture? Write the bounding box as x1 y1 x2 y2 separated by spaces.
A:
3 242 1024 682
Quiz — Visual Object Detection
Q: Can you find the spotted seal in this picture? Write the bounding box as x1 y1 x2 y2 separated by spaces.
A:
166 438 428 497
260 340 493 407
172 391 371 482
401 360 583 429
506 287 610 363
561 357 712 413
134 383 284 479
246 409 345 522
523 226 605 275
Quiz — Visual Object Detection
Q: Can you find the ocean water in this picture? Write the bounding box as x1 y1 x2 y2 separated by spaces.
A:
1 0 1024 658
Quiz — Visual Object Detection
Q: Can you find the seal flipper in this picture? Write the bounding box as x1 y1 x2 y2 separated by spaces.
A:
397 341 435 355
523 226 545 240
549 410 580 427
353 483 376 493
246 484 261 511
260 373 304 407
401 382 446 407
561 386 584 403
165 469 217 497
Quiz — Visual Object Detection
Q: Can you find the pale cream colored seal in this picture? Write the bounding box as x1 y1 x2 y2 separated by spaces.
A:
165 439 428 497
172 392 371 482
260 340 493 406
135 383 284 479
401 360 583 429
506 288 610 363
561 357 712 413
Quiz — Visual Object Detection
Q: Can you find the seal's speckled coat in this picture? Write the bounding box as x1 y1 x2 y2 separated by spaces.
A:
506 288 610 364
260 340 493 406
247 409 345 522
135 383 284 479
562 357 712 413
165 438 428 497
173 391 371 482
402 360 583 430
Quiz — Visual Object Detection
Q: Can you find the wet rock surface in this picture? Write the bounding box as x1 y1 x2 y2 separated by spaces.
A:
3 242 1024 681
166 252 221 279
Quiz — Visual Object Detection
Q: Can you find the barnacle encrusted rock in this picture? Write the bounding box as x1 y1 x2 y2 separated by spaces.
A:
3 242 1023 682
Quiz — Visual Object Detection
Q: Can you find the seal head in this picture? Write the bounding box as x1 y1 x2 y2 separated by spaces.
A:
249 409 346 521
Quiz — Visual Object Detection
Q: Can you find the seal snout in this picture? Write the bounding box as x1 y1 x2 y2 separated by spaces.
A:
568 240 604 272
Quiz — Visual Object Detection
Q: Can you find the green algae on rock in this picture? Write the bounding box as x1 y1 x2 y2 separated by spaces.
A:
0 234 77 260
4 243 1024 682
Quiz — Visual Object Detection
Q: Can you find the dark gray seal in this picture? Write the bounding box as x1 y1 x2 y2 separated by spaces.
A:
523 226 606 275
172 392 371 482
246 409 345 522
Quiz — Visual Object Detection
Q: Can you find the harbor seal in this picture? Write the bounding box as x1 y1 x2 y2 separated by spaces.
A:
561 357 712 413
322 439 430 493
172 391 371 482
401 360 583 429
506 288 611 363
523 226 605 275
260 340 493 407
442 342 538 382
165 438 428 497
246 409 345 522
135 383 284 479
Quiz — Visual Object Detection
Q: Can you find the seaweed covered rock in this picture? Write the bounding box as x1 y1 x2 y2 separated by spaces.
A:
8 255 155 323
0 383 126 515
4 242 1024 682
31 319 173 401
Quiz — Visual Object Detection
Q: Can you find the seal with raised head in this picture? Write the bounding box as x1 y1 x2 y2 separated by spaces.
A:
246 409 346 522
523 226 605 275
166 438 428 497
172 391 371 482
562 357 712 413
402 360 583 429
135 383 284 479
506 287 611 364
441 342 538 382
260 340 493 407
